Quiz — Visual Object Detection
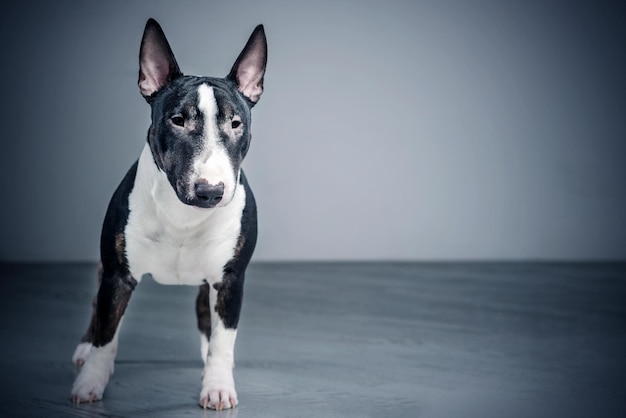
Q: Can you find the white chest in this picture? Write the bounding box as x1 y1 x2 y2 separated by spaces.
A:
123 146 245 286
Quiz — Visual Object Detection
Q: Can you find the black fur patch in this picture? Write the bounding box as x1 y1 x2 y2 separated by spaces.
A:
83 162 139 347
196 283 212 339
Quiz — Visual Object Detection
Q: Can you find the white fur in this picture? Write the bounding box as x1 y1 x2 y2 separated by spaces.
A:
192 84 238 206
72 342 93 366
201 333 210 365
200 318 238 410
71 319 122 403
124 144 245 286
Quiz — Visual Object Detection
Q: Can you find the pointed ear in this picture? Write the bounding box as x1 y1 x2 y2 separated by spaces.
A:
227 24 267 105
138 18 182 100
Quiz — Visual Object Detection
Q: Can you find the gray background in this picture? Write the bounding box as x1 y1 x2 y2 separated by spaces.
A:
0 0 625 262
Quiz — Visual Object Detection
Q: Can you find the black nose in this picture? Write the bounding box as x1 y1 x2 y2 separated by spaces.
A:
193 181 224 207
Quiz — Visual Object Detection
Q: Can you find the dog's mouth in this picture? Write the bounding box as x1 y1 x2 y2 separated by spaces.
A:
185 197 220 209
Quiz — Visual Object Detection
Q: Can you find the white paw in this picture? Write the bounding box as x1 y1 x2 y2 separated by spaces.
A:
70 347 115 404
72 342 93 366
71 365 109 403
199 366 238 410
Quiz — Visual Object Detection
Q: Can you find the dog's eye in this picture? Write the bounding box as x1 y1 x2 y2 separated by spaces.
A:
231 120 242 129
171 115 185 127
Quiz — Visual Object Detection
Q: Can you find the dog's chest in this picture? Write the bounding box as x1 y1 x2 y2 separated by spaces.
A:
123 147 245 286
126 226 239 286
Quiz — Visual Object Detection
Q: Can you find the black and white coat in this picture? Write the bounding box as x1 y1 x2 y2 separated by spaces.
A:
71 19 266 411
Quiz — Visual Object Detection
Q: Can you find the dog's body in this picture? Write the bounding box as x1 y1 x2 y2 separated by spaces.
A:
70 19 267 410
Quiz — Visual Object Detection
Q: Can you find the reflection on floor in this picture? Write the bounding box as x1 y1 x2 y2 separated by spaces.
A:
0 262 625 417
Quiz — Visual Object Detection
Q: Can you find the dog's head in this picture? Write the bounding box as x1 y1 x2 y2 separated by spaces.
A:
138 19 266 209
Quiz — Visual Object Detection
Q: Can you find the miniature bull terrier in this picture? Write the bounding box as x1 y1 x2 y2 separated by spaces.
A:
71 18 266 410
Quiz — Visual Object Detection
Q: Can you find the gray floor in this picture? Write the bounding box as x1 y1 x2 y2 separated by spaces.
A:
0 262 624 417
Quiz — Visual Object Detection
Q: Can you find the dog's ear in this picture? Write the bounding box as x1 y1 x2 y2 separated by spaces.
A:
227 25 267 105
138 18 182 100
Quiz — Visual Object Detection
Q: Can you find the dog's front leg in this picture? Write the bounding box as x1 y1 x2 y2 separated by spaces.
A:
199 271 244 410
71 271 136 403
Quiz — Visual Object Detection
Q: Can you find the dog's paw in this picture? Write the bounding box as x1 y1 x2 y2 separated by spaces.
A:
70 350 114 404
71 369 108 403
72 342 93 366
199 388 238 411
199 367 238 410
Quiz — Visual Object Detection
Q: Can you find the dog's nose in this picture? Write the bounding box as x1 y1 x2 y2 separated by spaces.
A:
194 181 224 207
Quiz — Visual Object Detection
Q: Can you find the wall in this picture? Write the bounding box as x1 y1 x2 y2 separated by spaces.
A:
1 0 625 261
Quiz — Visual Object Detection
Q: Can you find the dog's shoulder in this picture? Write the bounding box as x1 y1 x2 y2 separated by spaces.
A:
100 161 138 271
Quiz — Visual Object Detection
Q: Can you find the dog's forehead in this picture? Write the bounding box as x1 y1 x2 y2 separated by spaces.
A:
155 77 245 118
196 84 217 118
173 77 246 117
204 83 248 118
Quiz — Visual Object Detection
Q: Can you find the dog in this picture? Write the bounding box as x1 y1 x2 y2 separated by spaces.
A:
70 18 266 410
